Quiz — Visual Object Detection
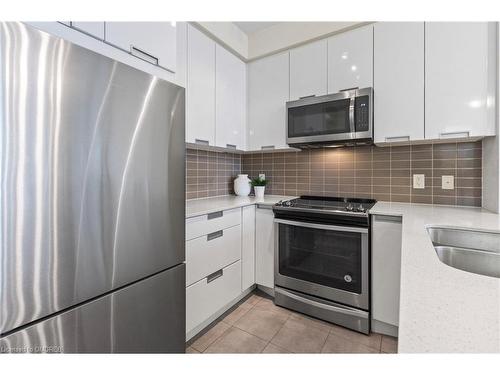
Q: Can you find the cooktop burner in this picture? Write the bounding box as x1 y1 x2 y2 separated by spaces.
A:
275 196 377 215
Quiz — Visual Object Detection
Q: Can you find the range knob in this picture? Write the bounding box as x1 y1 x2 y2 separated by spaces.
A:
345 203 354 211
357 204 365 213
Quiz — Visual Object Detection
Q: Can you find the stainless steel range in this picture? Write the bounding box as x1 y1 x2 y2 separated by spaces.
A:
273 196 376 334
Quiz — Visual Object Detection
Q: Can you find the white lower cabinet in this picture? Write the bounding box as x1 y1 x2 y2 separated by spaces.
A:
185 206 256 338
241 205 256 290
186 260 242 334
371 215 402 337
255 206 275 289
186 224 241 286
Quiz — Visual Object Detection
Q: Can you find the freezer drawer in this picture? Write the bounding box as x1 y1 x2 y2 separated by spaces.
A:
0 264 185 353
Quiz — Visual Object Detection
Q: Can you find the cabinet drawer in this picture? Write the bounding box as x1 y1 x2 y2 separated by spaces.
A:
186 208 241 240
186 260 241 334
186 224 241 286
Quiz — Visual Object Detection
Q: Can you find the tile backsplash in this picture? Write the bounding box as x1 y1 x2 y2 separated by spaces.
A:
186 148 241 199
241 141 482 207
186 141 482 207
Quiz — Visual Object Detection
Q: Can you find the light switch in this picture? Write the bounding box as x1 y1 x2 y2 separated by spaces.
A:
442 175 454 190
259 173 265 180
413 174 425 189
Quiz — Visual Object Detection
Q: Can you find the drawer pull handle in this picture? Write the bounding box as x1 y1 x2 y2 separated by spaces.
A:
261 145 275 150
195 139 210 146
207 211 223 220
340 87 359 92
207 230 223 241
226 144 237 149
130 45 159 65
385 135 410 142
207 269 223 283
439 131 470 139
299 94 316 99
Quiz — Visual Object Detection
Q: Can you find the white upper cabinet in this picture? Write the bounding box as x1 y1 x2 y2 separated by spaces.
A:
71 22 105 40
248 51 290 151
425 22 496 139
328 25 373 93
215 45 246 150
289 40 328 100
374 22 425 143
105 22 177 73
186 25 216 145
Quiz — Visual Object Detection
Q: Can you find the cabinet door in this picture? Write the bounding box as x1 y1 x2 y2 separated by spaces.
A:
186 25 216 145
374 22 424 143
425 22 496 139
105 22 177 72
372 215 402 331
215 45 246 150
289 40 327 100
255 207 275 289
241 205 256 290
71 22 105 40
328 25 373 93
248 52 290 151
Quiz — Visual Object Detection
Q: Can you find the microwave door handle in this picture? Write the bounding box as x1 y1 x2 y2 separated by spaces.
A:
349 96 356 133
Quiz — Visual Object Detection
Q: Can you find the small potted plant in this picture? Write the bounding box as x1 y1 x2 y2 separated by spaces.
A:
251 176 267 199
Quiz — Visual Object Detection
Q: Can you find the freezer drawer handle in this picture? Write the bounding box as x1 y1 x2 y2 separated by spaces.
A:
226 144 237 149
207 230 223 241
207 269 223 283
130 45 159 65
207 211 223 220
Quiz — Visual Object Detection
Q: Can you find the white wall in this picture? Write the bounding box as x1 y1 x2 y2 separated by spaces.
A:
247 22 368 60
195 21 367 61
195 22 248 60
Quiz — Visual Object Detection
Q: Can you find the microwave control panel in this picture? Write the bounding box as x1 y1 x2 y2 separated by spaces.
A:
354 95 370 132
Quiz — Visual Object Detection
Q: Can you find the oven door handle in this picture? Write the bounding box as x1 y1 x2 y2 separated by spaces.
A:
275 287 368 319
274 219 368 234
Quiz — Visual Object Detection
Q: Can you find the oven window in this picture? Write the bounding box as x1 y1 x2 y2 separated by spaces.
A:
288 99 351 138
278 224 362 294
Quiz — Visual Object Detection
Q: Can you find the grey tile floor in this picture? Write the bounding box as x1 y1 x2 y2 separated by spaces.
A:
186 291 398 354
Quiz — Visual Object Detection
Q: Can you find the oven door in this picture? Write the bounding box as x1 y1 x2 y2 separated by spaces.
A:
274 219 369 310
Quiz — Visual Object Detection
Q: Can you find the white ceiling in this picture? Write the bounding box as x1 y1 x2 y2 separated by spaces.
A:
233 22 280 35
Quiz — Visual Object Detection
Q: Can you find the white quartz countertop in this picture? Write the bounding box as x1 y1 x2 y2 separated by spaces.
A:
371 202 500 353
185 195 295 218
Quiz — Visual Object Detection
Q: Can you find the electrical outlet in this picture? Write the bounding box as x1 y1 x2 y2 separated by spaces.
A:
413 174 425 189
442 175 454 190
259 173 265 180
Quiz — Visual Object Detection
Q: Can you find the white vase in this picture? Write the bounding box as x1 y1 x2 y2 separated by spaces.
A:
254 186 265 199
234 174 251 196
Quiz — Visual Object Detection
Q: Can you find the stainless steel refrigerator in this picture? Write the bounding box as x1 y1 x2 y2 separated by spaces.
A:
0 22 185 353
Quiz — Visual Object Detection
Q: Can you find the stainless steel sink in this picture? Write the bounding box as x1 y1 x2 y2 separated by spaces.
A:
426 226 500 278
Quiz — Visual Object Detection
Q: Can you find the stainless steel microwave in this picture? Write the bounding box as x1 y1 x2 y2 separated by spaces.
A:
286 87 373 147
